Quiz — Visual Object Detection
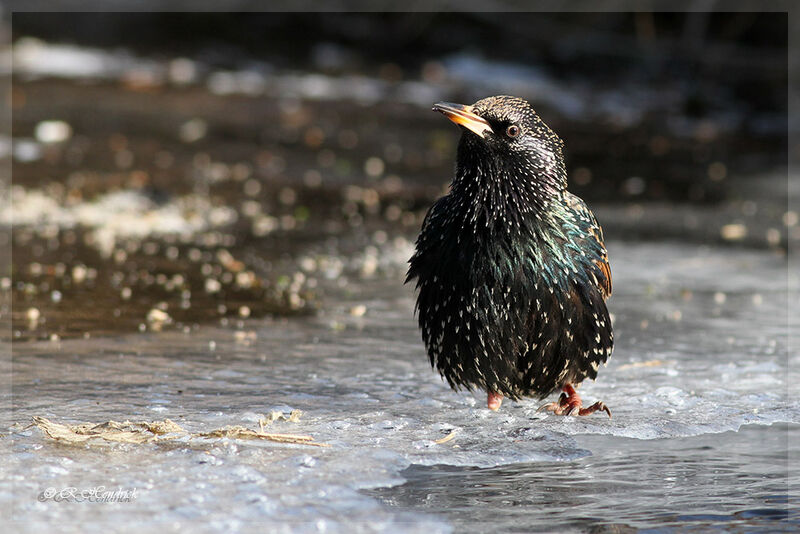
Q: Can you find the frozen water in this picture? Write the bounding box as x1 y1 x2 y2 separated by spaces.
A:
368 423 799 532
3 241 796 532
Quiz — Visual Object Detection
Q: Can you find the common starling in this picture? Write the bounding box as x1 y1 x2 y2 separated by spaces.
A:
407 95 613 416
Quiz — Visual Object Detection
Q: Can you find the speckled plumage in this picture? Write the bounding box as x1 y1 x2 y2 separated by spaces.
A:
407 95 613 404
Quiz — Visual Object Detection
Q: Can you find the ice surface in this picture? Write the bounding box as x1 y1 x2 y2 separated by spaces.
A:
367 424 799 532
4 241 796 532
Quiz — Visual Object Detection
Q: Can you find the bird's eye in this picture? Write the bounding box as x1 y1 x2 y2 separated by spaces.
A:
506 125 520 138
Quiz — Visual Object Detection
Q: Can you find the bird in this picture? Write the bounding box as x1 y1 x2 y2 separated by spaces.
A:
406 95 613 416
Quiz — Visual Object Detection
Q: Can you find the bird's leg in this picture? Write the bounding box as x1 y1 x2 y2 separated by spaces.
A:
538 384 611 418
487 391 503 411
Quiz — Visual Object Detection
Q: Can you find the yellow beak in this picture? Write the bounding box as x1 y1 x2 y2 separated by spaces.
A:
432 102 492 138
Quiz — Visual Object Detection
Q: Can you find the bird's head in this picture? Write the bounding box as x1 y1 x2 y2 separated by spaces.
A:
433 95 567 195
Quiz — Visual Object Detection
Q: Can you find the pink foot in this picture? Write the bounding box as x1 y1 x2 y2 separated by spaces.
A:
538 384 611 418
487 391 503 411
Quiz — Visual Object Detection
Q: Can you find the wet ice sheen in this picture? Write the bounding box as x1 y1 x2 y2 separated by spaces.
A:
5 242 796 532
367 424 799 532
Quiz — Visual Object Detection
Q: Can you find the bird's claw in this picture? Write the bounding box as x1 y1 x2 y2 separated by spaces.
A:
537 401 560 414
578 401 611 418
537 386 611 418
537 392 568 414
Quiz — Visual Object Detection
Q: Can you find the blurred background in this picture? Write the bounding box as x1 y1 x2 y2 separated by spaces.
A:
3 10 793 341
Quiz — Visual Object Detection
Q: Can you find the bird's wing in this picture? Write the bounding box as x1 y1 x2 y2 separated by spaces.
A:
406 195 451 285
565 192 612 299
